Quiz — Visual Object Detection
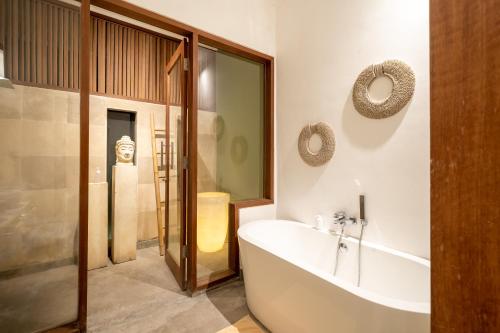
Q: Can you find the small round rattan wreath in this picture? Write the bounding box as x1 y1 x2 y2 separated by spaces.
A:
298 122 335 167
353 60 415 119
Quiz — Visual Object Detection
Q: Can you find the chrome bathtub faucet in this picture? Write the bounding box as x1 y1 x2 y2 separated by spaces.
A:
333 211 357 226
338 242 348 253
332 210 356 276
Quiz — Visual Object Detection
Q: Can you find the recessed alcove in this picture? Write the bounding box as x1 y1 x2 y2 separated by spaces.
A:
106 110 136 255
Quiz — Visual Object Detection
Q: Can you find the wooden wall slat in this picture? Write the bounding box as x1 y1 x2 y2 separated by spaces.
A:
12 0 19 80
91 17 97 92
138 32 144 99
69 8 75 88
97 18 106 93
127 28 132 97
46 4 52 85
57 8 64 88
25 1 31 82
73 11 79 89
2 0 180 103
19 1 25 81
67 7 72 87
32 0 37 83
64 8 70 88
4 0 10 77
51 4 57 85
5 0 12 79
0 0 4 55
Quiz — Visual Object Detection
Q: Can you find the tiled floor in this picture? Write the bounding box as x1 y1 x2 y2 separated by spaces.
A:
88 247 256 333
0 265 78 333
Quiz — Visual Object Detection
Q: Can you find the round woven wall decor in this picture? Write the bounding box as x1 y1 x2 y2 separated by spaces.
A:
298 122 335 167
353 60 415 119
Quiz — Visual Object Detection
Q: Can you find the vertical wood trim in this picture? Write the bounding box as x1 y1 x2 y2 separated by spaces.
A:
51 4 57 85
264 59 274 200
138 32 144 98
96 18 105 93
134 29 139 98
117 25 122 96
130 28 135 98
59 4 63 86
73 11 79 89
12 0 19 80
46 4 52 85
0 0 4 55
79 0 90 331
430 0 500 332
105 21 111 93
18 1 25 81
5 0 12 79
62 7 69 87
187 33 199 293
109 22 115 94
126 27 131 97
32 1 37 82
35 0 42 83
68 8 73 87
144 33 149 99
26 0 31 82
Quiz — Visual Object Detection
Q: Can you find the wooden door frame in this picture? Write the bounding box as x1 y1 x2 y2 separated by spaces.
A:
77 0 90 332
84 0 274 294
67 0 275 331
164 40 188 290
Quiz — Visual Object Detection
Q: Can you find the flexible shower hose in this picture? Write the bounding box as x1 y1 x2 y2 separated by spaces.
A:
357 224 366 287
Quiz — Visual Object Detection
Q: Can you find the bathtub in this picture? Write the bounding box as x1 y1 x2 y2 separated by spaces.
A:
238 220 430 333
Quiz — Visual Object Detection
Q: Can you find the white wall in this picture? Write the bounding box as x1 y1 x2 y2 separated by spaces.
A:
124 0 278 223
122 0 429 258
276 0 430 258
124 0 276 56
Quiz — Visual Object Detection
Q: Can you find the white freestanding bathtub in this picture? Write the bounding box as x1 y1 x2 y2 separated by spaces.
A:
238 220 430 333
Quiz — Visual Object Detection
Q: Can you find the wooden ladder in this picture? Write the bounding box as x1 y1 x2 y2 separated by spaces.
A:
150 113 166 256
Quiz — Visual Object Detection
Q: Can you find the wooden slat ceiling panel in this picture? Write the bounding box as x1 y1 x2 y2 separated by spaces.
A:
1 0 180 105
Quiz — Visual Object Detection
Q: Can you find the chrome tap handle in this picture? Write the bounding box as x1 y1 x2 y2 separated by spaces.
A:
333 211 346 224
346 217 357 225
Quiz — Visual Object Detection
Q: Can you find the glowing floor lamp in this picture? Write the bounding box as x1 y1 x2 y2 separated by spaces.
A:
197 192 230 253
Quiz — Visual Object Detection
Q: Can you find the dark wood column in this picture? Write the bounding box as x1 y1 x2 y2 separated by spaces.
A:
78 0 90 331
430 0 500 332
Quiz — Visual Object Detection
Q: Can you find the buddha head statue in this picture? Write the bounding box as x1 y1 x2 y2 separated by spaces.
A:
115 135 135 165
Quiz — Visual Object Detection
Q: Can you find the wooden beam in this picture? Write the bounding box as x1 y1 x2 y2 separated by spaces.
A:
90 0 193 36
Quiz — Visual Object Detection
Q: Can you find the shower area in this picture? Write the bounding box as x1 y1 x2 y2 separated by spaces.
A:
0 0 272 331
0 1 82 331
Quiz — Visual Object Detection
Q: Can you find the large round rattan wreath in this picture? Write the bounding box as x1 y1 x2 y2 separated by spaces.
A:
353 60 415 119
298 122 335 167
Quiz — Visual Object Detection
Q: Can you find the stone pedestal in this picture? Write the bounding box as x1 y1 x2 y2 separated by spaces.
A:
112 165 138 264
88 182 108 270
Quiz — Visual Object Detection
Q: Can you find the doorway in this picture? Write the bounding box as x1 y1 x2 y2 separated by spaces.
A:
106 110 136 253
